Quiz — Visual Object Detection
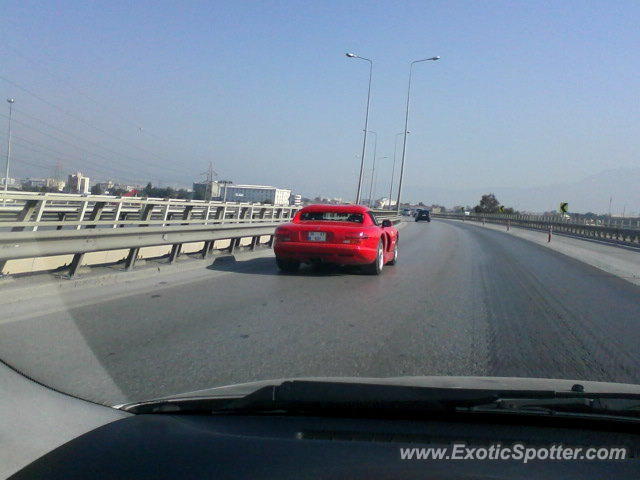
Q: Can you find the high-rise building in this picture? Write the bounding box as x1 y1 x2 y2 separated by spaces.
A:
66 172 90 194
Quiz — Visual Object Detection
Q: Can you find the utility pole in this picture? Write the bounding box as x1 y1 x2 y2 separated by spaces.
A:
200 162 217 200
345 53 373 204
370 156 387 208
54 161 62 181
389 131 408 210
396 56 439 213
365 131 377 206
205 162 213 200
3 98 15 206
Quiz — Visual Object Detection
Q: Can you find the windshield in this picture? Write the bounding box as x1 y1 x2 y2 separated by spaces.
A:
1 1 640 413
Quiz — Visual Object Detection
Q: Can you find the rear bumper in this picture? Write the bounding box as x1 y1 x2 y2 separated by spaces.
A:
274 242 377 265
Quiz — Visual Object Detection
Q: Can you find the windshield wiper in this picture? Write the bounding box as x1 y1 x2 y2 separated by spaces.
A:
461 397 640 419
121 380 640 419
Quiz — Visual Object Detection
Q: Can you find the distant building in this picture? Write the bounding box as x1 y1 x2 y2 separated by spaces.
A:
290 194 302 206
220 184 291 205
193 181 223 200
0 177 17 187
44 178 65 191
376 197 397 208
66 172 90 194
22 178 47 189
94 180 115 193
114 183 137 193
92 181 137 194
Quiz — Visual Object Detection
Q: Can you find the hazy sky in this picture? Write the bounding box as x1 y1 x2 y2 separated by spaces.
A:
1 0 639 205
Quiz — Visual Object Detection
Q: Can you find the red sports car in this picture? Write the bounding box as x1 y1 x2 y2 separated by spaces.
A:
273 205 399 275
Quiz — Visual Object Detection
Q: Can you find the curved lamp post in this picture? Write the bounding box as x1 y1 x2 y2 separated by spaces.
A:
396 56 439 212
346 52 373 204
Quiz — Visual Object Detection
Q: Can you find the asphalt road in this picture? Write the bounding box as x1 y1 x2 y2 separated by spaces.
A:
1 219 640 405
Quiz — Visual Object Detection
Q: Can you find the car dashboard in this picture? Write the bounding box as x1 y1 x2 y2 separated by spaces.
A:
11 412 640 479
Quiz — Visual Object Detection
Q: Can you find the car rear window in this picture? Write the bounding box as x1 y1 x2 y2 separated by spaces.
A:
300 212 364 223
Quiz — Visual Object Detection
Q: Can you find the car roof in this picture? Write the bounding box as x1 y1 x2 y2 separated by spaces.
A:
299 204 371 214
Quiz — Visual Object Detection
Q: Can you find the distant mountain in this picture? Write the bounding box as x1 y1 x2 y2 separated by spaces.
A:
404 167 640 215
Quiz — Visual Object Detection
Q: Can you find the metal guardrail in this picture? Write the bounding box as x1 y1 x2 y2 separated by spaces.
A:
0 192 300 277
0 191 299 231
433 212 640 247
0 223 283 277
369 209 402 225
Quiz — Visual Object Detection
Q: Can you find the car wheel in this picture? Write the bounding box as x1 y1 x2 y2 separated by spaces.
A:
276 257 300 273
363 240 384 275
387 241 398 266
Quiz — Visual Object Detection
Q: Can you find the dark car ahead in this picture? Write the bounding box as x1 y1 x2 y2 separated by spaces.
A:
415 209 431 222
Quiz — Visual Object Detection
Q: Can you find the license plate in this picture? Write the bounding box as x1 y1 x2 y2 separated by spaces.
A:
307 231 326 242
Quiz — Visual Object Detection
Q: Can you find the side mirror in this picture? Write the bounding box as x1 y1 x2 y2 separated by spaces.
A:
381 219 392 228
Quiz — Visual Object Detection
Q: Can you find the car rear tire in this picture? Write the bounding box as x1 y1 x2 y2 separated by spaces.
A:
363 240 384 275
387 241 398 266
276 257 300 273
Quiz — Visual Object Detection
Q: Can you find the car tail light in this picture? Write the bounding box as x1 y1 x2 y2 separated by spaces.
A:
275 228 292 242
343 231 369 244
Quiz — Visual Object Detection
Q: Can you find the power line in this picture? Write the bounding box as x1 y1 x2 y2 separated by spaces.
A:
0 43 220 183
1 42 146 131
11 107 187 175
1 154 51 170
8 136 120 175
0 54 214 166
2 135 147 182
16 145 161 184
2 137 137 181
0 111 178 182
0 74 191 168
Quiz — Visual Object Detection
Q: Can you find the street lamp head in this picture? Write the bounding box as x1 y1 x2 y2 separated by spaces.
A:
345 52 357 58
7 98 15 104
413 56 441 64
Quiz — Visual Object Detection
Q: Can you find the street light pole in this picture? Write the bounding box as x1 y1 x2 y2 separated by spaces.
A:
3 98 15 206
371 155 388 207
365 131 377 206
396 56 439 213
389 131 409 210
346 53 373 205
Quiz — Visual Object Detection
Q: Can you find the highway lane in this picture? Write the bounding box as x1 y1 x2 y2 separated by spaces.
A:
1 219 639 405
